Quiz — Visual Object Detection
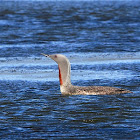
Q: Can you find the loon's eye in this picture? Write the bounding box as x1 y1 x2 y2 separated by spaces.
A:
54 55 57 58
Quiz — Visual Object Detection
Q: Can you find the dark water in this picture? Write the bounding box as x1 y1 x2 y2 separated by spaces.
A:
0 0 140 139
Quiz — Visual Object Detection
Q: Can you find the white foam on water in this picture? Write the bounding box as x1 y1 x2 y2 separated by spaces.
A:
0 52 139 81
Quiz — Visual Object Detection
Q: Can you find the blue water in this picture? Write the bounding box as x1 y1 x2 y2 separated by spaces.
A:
0 1 140 139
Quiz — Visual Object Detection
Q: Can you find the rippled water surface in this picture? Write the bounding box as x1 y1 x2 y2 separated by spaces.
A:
0 1 140 139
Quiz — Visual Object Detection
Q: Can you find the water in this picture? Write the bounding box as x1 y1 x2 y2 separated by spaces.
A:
0 0 140 139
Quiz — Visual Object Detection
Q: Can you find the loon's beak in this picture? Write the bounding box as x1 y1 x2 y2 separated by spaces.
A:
41 53 50 57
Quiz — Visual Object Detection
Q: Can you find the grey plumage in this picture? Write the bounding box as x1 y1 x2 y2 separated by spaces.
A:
61 85 132 95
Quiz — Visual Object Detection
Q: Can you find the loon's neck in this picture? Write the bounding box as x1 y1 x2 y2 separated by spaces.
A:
58 58 72 87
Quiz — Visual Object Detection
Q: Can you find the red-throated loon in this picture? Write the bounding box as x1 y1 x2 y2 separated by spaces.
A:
42 53 132 95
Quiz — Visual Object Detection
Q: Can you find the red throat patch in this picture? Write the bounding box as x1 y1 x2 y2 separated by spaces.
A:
58 66 63 85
